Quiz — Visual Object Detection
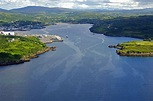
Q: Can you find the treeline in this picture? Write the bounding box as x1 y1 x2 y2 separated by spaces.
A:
90 15 153 39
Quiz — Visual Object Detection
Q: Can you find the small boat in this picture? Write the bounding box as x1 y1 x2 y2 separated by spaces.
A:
66 35 68 38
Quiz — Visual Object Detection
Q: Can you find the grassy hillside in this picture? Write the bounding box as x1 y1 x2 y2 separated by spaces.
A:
115 40 153 56
0 35 48 65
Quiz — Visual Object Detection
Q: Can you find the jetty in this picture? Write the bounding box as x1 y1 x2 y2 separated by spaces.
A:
16 33 63 44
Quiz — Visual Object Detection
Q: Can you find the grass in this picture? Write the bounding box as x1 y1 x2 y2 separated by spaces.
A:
118 40 153 54
0 35 47 63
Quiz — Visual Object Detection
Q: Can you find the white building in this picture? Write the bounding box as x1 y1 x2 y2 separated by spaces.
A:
0 31 15 36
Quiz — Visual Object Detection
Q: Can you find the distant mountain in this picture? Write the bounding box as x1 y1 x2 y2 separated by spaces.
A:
142 8 153 12
0 8 8 12
7 6 153 14
10 6 74 14
90 8 153 13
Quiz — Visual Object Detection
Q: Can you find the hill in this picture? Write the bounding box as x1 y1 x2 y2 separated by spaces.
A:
0 35 50 66
10 6 74 14
0 8 8 12
90 15 153 39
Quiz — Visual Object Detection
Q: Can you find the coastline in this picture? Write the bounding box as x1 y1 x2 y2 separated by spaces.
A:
109 41 153 57
116 50 153 57
0 30 63 66
0 47 56 66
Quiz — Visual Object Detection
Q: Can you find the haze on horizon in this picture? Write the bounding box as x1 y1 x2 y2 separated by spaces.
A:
0 0 153 10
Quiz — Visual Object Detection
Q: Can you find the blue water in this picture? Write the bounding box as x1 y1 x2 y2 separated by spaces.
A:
0 23 153 101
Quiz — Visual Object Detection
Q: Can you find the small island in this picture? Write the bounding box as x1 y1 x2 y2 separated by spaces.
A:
0 34 60 66
109 40 153 57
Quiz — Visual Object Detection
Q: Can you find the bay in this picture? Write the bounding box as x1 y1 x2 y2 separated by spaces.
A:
0 23 153 101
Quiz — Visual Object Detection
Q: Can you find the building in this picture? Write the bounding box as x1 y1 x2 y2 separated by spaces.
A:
0 31 15 36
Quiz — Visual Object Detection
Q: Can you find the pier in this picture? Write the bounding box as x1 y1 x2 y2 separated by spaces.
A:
16 33 63 44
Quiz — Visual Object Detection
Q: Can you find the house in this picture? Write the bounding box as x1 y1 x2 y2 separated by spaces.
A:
0 31 15 36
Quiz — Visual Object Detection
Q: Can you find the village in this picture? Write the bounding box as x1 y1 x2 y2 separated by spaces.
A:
0 21 45 31
0 31 63 44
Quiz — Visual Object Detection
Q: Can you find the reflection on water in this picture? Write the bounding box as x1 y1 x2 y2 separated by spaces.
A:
0 23 153 101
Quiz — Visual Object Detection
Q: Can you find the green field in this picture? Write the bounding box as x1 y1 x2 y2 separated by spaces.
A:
116 40 153 56
0 35 47 64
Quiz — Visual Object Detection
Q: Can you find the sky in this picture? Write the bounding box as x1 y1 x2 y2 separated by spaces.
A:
0 0 153 10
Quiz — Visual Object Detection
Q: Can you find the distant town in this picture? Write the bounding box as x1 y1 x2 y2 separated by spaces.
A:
0 21 45 31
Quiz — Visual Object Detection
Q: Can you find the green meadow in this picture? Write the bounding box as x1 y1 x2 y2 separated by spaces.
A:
118 40 153 54
0 35 47 63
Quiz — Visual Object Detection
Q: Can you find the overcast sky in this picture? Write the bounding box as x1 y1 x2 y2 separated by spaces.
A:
0 0 153 10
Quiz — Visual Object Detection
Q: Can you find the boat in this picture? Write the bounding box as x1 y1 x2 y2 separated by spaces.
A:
66 35 68 38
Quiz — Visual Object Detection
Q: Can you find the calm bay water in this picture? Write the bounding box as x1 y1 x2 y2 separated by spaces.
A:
0 23 153 101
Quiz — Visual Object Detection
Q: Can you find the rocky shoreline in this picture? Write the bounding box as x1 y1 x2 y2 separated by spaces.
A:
0 46 56 66
116 50 153 57
108 45 122 49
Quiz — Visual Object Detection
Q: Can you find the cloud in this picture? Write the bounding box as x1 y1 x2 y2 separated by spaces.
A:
134 0 153 2
0 0 36 9
0 0 153 10
132 0 153 9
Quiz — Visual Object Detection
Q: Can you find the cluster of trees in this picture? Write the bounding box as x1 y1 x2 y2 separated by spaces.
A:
90 15 153 39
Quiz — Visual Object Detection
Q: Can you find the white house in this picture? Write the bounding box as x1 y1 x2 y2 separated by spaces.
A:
0 31 15 36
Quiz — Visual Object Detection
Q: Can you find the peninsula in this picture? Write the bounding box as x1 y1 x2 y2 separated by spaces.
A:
0 34 62 66
109 40 153 57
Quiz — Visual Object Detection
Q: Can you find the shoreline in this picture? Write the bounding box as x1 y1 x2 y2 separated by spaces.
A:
15 33 63 44
0 30 63 66
0 46 56 66
109 43 153 57
116 50 153 57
